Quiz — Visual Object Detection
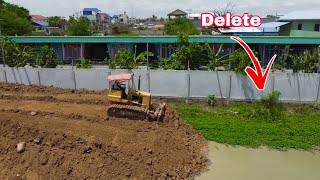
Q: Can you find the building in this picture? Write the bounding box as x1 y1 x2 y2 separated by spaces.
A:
31 15 49 29
119 12 129 23
82 8 101 22
11 36 320 65
111 12 129 24
278 10 320 37
168 9 187 20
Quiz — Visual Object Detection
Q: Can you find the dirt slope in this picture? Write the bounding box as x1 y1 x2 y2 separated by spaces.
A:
0 83 208 180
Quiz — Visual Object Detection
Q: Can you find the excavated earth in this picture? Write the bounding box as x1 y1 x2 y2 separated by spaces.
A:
0 83 209 180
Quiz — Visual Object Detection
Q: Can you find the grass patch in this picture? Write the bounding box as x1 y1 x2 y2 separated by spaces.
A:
173 102 320 150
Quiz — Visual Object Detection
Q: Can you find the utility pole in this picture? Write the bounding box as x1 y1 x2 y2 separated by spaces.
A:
0 26 5 67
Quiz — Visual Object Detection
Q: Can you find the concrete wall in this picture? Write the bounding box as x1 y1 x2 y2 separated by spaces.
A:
0 67 319 102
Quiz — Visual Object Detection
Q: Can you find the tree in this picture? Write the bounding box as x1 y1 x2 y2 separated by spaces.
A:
3 37 36 67
68 16 91 36
164 18 200 35
111 24 130 35
291 49 320 73
38 45 58 68
212 2 236 16
170 35 209 70
0 2 33 36
111 49 154 69
48 16 67 27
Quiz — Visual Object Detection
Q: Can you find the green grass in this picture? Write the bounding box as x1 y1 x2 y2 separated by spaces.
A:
173 102 320 150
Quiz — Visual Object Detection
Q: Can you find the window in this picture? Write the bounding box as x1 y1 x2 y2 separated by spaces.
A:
315 24 320 31
298 24 303 30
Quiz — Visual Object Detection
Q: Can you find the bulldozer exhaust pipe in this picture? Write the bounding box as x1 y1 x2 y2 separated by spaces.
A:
138 75 141 90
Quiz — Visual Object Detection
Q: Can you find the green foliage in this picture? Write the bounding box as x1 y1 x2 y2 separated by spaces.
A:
166 34 211 70
76 58 93 69
291 48 320 73
38 45 58 68
159 57 184 70
111 24 130 35
112 49 154 69
0 2 33 36
3 37 36 67
206 43 231 71
278 45 291 70
68 16 92 36
48 16 67 27
207 95 217 107
253 91 285 121
173 102 320 150
164 18 200 35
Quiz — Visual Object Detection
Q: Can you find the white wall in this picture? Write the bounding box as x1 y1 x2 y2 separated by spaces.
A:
0 67 319 102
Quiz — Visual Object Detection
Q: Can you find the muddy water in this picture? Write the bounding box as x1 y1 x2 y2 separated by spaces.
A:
197 142 320 180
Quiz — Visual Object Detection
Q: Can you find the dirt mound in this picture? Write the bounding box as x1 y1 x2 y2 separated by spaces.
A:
0 83 209 180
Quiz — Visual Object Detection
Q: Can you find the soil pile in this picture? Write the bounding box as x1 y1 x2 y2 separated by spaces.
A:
0 83 208 180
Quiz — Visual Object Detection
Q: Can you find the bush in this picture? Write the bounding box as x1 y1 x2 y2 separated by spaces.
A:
76 58 93 69
207 95 217 107
253 91 285 121
38 45 58 68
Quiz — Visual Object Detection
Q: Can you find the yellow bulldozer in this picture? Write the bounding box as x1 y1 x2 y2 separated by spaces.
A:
106 73 166 121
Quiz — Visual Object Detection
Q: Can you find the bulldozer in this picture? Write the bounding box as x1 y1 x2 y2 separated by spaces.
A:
106 73 166 121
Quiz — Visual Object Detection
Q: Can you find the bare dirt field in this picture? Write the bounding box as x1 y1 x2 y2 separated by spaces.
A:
0 83 208 180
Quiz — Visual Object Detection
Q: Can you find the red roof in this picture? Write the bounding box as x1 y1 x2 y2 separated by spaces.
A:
31 15 48 21
107 74 133 81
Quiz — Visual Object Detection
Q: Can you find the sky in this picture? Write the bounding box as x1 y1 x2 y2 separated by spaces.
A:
5 0 320 19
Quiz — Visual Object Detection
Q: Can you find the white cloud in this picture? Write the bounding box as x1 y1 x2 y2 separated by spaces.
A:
5 0 320 18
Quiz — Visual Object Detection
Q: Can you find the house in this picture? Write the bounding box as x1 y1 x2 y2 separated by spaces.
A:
111 12 129 24
31 15 49 29
278 10 320 37
82 8 101 22
119 12 129 23
167 9 187 20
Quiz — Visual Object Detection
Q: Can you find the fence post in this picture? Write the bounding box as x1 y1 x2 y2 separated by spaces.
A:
186 72 191 103
147 71 151 92
227 74 232 104
297 74 301 102
2 69 7 83
107 71 111 89
316 76 320 102
272 75 275 92
37 70 41 85
72 70 76 90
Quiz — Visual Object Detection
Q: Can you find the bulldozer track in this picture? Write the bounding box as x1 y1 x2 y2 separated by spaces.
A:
107 104 151 121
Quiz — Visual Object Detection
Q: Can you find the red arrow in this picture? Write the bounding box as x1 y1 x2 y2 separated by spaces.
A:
230 36 277 91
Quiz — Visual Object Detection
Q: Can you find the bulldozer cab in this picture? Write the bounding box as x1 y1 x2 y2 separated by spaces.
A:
107 73 151 109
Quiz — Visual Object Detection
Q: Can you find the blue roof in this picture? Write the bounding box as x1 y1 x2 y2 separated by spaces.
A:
83 8 100 12
32 21 49 27
258 22 290 32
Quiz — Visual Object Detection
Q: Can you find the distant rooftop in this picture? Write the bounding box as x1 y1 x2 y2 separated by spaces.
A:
168 9 187 16
280 10 320 20
31 15 48 21
219 27 261 33
83 8 100 12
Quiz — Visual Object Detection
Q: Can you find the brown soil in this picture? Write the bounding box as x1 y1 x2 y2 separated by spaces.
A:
0 83 208 180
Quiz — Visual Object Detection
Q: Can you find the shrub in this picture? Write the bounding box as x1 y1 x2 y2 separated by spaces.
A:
76 58 93 69
207 95 217 107
253 91 285 121
38 45 58 68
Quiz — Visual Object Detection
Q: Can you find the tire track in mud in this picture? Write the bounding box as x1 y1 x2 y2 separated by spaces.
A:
0 94 107 105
